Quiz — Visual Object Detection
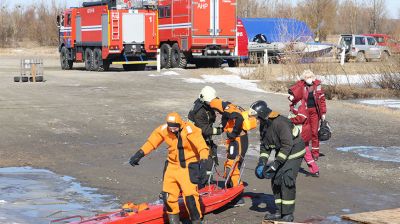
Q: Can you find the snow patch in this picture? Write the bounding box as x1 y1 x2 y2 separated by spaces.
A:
149 71 181 77
337 146 400 163
278 74 384 86
181 78 206 84
359 99 400 109
318 74 380 86
201 74 267 93
0 200 7 204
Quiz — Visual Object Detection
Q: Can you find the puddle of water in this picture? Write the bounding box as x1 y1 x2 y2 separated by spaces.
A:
337 146 400 163
0 167 118 224
359 99 400 109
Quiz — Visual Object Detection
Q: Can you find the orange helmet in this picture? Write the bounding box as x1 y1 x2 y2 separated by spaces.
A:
166 112 184 128
209 98 224 113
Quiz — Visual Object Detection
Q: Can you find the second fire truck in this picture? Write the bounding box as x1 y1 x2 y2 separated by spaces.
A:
158 0 238 68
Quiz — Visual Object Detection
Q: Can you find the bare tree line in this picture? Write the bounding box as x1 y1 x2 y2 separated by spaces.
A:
238 0 400 41
0 0 65 47
0 0 399 47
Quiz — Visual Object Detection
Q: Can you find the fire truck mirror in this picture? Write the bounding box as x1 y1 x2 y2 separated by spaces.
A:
56 15 60 27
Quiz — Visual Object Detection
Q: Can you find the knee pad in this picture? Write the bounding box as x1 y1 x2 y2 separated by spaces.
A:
161 191 173 212
185 195 201 221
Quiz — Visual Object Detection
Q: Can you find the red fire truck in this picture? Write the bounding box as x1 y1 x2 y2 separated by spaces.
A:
57 0 158 71
157 0 238 68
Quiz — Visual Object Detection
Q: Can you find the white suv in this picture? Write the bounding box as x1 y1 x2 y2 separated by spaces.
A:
337 34 391 62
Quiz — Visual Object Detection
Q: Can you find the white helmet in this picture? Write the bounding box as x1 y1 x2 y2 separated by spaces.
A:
199 86 216 103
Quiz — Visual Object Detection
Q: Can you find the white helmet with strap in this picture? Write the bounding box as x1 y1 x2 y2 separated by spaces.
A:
199 86 216 103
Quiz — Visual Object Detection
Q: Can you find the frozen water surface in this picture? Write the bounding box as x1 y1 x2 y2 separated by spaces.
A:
337 146 400 163
359 99 400 109
0 167 118 224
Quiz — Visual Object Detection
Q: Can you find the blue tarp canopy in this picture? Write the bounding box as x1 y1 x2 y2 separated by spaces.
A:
240 18 314 42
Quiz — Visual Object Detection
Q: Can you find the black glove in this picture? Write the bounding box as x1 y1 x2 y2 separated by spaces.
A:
226 132 237 140
129 149 145 167
199 159 208 185
283 169 295 188
213 127 224 135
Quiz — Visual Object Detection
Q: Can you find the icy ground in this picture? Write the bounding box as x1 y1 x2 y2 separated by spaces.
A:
0 167 118 224
359 99 400 109
337 146 400 163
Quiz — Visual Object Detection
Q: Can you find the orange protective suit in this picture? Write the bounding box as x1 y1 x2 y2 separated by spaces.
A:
210 98 248 187
139 112 209 220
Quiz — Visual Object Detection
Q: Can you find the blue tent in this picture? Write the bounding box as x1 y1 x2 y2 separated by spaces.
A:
240 18 314 42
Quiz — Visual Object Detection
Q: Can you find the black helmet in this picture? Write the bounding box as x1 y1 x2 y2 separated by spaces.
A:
250 100 272 120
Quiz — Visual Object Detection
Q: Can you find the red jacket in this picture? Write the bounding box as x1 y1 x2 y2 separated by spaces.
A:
293 80 327 117
289 99 311 142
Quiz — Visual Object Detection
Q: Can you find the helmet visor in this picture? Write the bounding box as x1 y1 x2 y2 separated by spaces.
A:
249 108 258 117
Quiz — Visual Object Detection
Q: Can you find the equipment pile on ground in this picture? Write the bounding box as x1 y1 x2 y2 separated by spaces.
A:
14 59 44 83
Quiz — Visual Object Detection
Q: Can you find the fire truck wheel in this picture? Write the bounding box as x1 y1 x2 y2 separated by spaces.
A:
60 46 73 70
93 48 102 71
160 43 172 69
171 43 185 68
179 56 187 69
14 76 20 82
85 48 94 71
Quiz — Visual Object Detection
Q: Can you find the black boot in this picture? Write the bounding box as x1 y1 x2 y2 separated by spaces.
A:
191 220 202 224
281 214 294 222
263 213 281 221
233 197 245 207
168 214 180 224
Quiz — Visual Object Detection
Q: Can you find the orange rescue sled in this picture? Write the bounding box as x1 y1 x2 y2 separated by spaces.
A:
51 184 244 224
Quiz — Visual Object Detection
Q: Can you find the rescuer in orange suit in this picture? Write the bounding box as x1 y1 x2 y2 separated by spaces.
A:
209 98 248 206
129 112 209 224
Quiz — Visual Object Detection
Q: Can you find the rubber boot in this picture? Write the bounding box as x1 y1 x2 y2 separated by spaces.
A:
310 171 320 177
168 214 180 224
264 213 281 221
281 214 294 222
233 197 245 207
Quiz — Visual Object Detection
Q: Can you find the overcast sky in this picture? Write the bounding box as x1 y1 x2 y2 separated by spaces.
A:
3 0 400 19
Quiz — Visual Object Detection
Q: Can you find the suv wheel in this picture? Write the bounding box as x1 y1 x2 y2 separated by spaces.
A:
356 52 366 62
381 51 389 62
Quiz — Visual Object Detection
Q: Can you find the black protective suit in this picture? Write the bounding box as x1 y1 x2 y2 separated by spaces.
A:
259 113 305 217
188 99 219 176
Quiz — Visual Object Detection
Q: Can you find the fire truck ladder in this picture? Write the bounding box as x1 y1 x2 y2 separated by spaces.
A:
111 12 120 40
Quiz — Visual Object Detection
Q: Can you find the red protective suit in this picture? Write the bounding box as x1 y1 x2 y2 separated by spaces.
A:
288 98 319 174
291 79 327 160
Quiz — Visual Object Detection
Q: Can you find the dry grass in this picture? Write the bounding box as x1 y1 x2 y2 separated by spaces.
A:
247 55 400 100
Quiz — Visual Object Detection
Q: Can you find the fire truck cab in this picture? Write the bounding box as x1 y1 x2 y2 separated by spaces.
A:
157 0 238 68
57 0 158 71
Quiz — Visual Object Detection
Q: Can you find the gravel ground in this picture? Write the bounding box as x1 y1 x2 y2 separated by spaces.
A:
0 53 399 224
